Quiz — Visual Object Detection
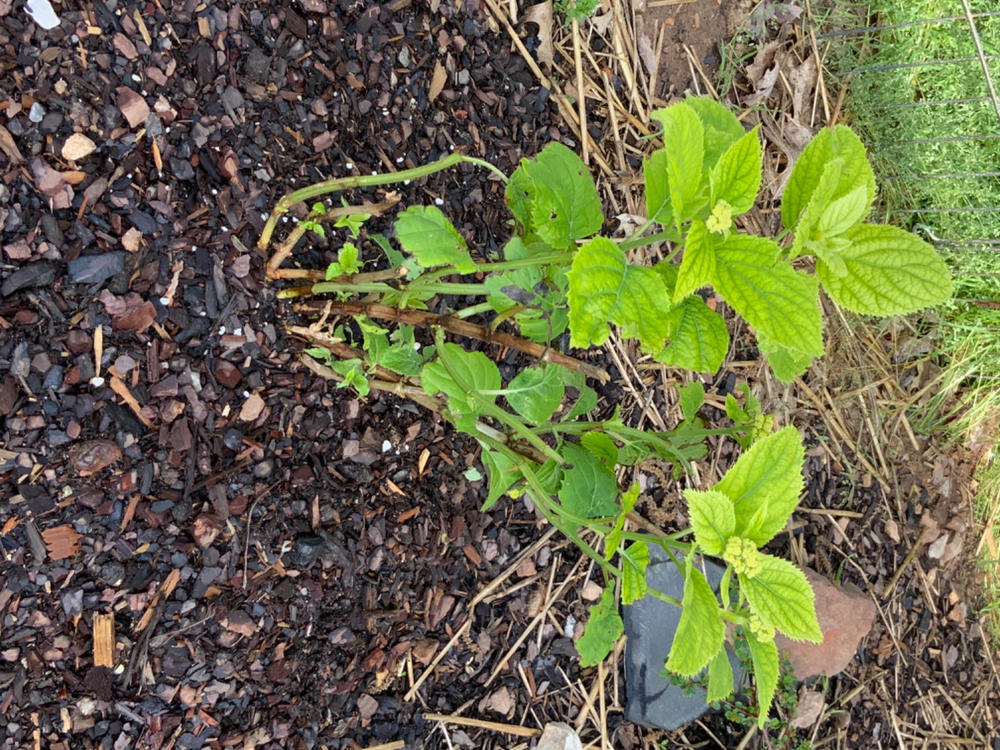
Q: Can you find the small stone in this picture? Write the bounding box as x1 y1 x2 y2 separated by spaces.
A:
65 329 92 354
61 133 97 161
68 252 124 285
116 86 150 128
536 723 583 750
28 102 45 123
66 439 122 476
214 360 242 388
1 262 57 296
222 427 243 451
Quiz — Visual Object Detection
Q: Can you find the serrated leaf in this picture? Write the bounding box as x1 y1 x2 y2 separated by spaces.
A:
480 448 521 511
782 125 875 230
665 565 724 677
678 381 705 422
706 646 735 704
758 332 815 384
621 541 650 605
395 206 475 272
745 632 779 729
506 165 535 233
564 384 598 421
577 587 624 667
817 183 869 237
655 294 730 373
684 489 735 556
674 220 715 303
567 237 673 352
506 365 565 424
522 142 603 248
710 125 762 215
743 554 823 642
712 235 823 358
643 150 674 228
421 343 500 432
651 103 705 224
558 442 620 518
685 97 746 169
715 426 804 546
817 224 954 315
580 432 618 466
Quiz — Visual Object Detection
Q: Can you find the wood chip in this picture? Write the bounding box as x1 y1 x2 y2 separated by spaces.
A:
41 524 81 560
239 392 266 422
93 613 115 668
61 132 97 161
428 60 447 103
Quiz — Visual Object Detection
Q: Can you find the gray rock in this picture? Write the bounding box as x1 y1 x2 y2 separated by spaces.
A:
536 722 582 750
68 252 124 285
624 546 745 730
1 262 57 296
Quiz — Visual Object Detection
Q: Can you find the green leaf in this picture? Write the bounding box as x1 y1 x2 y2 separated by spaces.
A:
421 343 501 432
580 431 618 467
782 125 876 230
684 489 735 556
329 358 370 397
678 381 705 422
522 142 603 248
706 646 735 704
665 564 725 677
564 384 598 421
643 150 674 228
674 220 715 303
370 233 407 269
621 541 650 605
745 632 779 729
464 466 483 481
558 442 620 518
710 125 762 215
742 554 823 642
817 224 954 315
651 102 705 224
395 205 475 272
685 97 746 169
715 425 804 546
655 294 730 373
758 332 815 383
334 211 370 238
712 234 823 358
506 165 535 234
817 183 869 237
506 365 565 425
567 237 673 351
577 587 623 667
337 242 362 274
480 448 521 511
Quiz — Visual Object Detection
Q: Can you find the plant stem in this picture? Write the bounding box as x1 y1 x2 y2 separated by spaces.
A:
453 302 495 319
258 152 504 250
619 228 682 252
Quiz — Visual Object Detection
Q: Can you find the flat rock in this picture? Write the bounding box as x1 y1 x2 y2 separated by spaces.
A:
624 547 745 730
68 252 124 285
774 567 876 679
536 722 583 750
1 261 57 296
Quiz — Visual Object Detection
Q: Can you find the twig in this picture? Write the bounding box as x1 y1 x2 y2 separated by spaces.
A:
423 714 540 738
882 527 927 600
292 300 610 383
573 17 588 165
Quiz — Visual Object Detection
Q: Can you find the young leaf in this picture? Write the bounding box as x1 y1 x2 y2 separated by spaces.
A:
684 97 746 169
567 237 673 352
706 646 735 704
577 587 624 667
816 224 954 315
678 381 705 422
580 431 618 467
782 125 876 231
605 484 640 557
674 220 715 303
816 183 870 237
655 295 730 373
665 564 725 677
558 442 620 518
329 358 370 397
684 489 735 556
522 142 603 248
712 234 824 359
742 554 823 642
505 165 535 234
395 205 475 272
650 102 705 225
334 211 370 238
745 631 779 729
643 150 674 228
710 125 762 215
506 365 565 425
480 448 521 511
336 242 362 275
621 541 650 605
715 425 804 546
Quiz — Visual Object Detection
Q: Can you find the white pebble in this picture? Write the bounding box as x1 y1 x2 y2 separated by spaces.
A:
381 440 392 453
89 376 105 388
434 197 444 206
159 296 170 306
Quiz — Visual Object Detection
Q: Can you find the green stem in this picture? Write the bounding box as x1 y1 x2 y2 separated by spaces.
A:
619 228 682 252
453 302 495 319
258 153 504 249
307 280 487 297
